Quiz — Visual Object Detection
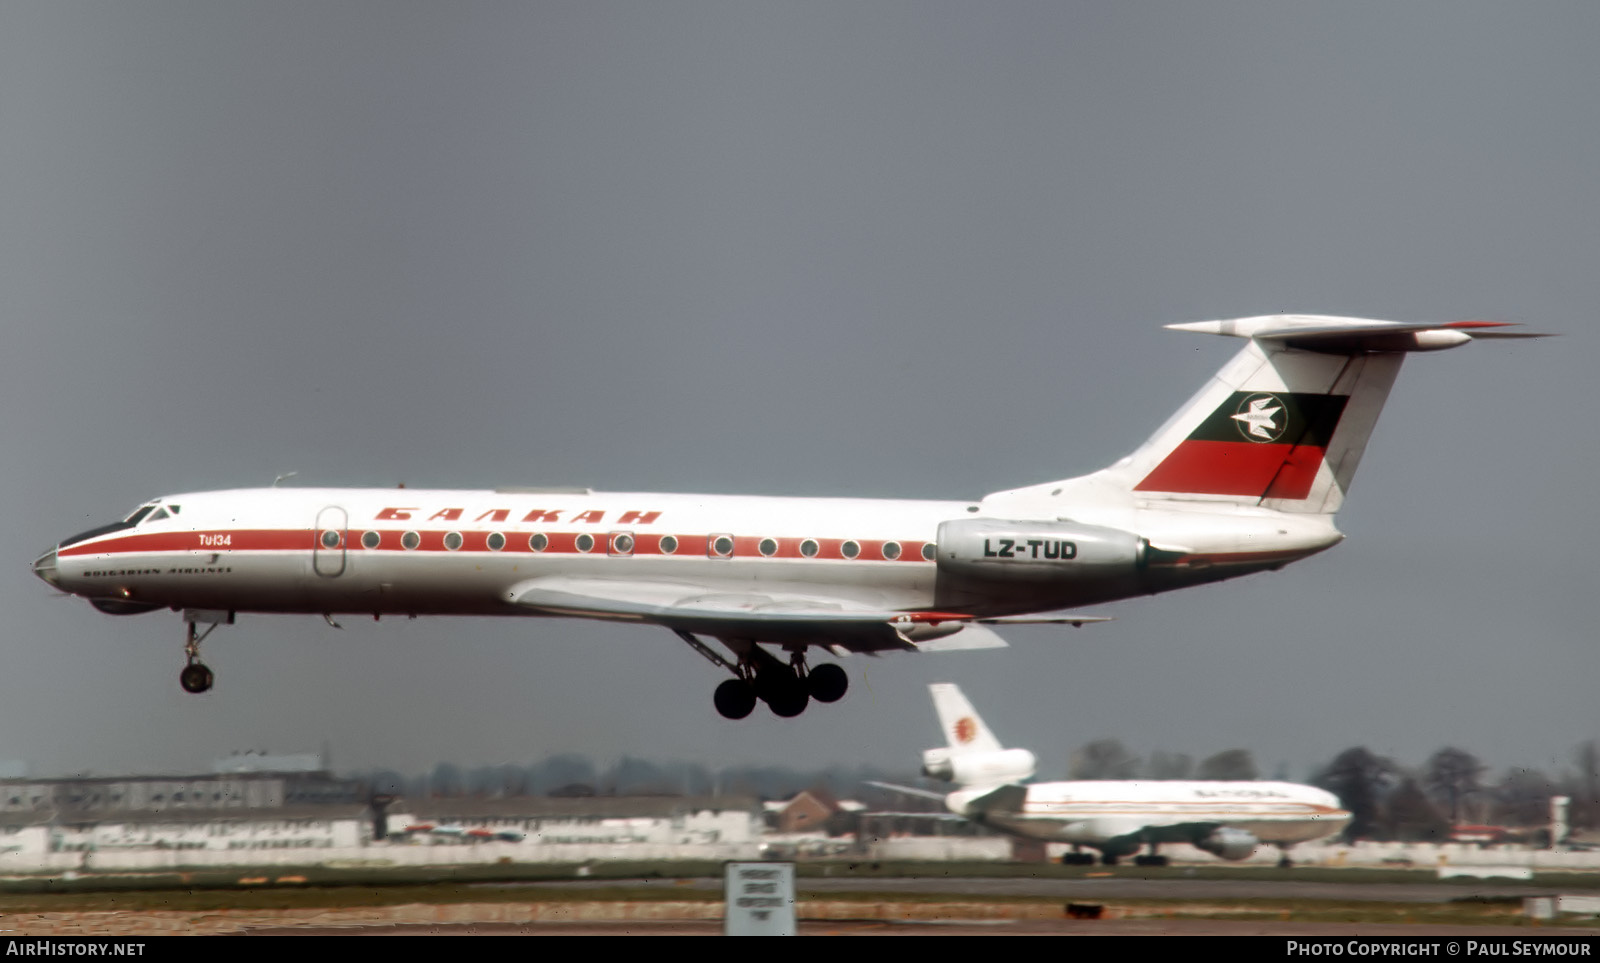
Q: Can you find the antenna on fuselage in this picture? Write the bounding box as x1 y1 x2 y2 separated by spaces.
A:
273 471 298 487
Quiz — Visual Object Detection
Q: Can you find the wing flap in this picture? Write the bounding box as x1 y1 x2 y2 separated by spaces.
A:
506 577 972 652
978 612 1113 626
504 577 1106 652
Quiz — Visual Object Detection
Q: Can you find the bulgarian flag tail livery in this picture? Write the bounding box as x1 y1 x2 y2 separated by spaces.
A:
1114 316 1536 516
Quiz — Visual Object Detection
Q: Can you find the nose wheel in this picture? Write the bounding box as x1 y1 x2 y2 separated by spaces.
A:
180 662 214 694
178 611 230 695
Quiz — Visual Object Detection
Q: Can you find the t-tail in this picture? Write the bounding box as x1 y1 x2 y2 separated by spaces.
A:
920 683 1037 788
990 315 1542 518
1119 316 1545 514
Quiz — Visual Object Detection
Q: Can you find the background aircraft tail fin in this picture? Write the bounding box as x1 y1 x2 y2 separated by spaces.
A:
929 682 1003 754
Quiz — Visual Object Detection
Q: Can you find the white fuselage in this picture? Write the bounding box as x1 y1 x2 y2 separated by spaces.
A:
949 780 1349 849
41 484 1343 622
50 487 957 616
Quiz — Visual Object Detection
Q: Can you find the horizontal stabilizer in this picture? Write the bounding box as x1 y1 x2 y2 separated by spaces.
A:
1166 315 1549 354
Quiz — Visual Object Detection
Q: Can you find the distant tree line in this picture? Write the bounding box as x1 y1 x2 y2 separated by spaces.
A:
1310 743 1600 843
1062 738 1600 842
350 738 1600 844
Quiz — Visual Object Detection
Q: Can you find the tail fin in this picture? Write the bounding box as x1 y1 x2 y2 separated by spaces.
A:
924 684 1037 786
930 682 1003 754
1100 316 1531 515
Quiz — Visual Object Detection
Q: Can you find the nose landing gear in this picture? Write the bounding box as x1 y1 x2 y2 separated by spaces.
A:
177 610 231 694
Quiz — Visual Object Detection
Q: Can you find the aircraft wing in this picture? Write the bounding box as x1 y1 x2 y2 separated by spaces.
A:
503 576 1034 653
978 613 1113 626
864 780 951 804
951 783 1031 819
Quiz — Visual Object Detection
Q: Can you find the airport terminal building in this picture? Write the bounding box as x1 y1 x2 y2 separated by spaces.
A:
0 757 764 869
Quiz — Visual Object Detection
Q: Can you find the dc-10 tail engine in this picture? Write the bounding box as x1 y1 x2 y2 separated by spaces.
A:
921 747 1038 786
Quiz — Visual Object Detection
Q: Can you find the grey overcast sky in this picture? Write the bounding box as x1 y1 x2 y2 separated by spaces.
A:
1 2 1592 783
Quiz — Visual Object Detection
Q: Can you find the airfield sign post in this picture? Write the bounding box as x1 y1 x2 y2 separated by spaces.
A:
723 860 796 936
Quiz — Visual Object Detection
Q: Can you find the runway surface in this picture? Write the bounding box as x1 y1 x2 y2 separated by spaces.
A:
245 919 1600 936
499 873 1580 904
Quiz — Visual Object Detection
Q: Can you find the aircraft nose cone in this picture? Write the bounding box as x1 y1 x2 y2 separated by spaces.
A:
32 548 59 587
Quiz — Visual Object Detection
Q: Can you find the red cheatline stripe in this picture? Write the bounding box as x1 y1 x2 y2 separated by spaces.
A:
1135 439 1326 498
60 530 303 557
61 529 934 563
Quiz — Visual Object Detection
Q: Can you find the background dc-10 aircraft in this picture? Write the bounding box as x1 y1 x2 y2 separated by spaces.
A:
31 315 1539 718
875 684 1352 866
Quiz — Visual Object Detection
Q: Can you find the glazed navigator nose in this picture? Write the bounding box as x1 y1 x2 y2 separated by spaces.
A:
32 547 59 587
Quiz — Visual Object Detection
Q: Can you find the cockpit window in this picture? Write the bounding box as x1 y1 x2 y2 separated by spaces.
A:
146 507 170 522
167 505 181 515
124 506 155 525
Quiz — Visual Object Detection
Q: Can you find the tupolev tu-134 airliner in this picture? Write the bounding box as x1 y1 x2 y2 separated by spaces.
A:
31 316 1540 719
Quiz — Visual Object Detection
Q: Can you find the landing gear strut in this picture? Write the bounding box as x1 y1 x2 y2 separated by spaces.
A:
1133 843 1169 867
674 630 849 720
178 610 232 694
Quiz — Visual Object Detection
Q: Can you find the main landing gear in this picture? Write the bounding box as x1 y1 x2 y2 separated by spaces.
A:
178 609 232 694
676 630 849 720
